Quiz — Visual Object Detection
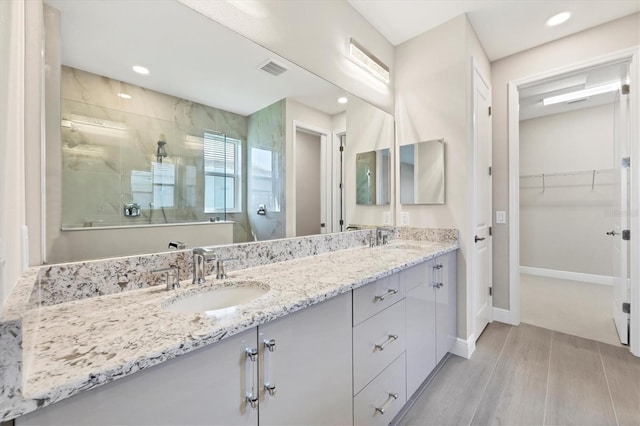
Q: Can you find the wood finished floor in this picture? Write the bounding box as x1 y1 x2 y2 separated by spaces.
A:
397 322 640 426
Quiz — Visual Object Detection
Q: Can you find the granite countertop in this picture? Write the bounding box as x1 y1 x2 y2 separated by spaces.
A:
11 239 457 418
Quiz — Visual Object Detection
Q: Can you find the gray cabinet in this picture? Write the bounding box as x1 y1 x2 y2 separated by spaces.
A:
257 292 353 425
404 251 457 398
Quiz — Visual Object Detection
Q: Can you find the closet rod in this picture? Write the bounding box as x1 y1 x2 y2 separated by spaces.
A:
519 168 615 179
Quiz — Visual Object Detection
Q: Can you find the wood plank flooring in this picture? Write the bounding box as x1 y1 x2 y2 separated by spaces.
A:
396 323 640 426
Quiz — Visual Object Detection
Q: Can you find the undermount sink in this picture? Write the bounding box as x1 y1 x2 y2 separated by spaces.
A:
165 281 270 316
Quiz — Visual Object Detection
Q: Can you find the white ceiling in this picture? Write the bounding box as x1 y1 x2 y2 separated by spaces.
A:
347 0 640 61
519 60 629 120
46 0 346 117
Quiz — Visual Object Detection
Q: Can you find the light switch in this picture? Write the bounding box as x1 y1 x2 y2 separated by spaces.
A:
496 210 506 224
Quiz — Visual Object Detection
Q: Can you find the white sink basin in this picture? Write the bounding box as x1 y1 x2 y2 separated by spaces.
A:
165 282 270 316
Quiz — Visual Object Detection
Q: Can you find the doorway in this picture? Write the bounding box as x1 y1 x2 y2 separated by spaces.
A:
295 129 322 236
508 51 640 355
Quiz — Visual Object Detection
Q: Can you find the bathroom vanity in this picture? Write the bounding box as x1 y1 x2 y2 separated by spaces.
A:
2 229 457 425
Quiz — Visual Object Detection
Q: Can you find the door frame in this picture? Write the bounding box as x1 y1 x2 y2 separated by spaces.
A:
333 129 346 233
470 58 493 342
288 121 331 237
507 47 640 356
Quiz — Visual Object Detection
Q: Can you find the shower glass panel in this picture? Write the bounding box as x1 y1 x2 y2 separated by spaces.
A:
60 98 237 228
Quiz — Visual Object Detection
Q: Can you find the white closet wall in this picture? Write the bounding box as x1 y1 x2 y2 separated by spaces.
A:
519 104 614 277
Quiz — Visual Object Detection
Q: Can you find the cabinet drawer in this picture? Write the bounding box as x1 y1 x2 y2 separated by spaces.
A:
353 300 405 394
353 273 403 325
354 353 406 426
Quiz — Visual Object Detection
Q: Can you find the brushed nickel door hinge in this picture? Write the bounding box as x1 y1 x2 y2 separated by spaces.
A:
489 286 493 296
488 106 492 116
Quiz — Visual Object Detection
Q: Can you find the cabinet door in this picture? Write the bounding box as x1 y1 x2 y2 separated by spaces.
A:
435 251 457 363
258 292 352 426
17 328 258 426
404 260 436 398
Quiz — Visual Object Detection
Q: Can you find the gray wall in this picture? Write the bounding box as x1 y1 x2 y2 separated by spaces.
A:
520 104 615 276
491 12 640 310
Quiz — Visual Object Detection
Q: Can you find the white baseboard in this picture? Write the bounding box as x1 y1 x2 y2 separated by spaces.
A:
520 266 614 286
450 337 476 359
492 307 517 325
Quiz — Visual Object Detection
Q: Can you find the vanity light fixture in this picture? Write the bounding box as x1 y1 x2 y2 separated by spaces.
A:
117 93 132 100
349 38 390 83
542 81 620 106
337 96 348 104
132 65 150 75
546 11 572 27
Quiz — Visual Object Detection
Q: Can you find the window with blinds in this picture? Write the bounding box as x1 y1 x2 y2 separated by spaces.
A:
204 132 242 213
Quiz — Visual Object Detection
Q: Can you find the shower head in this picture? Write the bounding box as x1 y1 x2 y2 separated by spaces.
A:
156 140 168 163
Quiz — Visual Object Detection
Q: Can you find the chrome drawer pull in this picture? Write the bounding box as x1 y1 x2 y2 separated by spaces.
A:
374 334 398 351
374 288 398 302
375 392 399 414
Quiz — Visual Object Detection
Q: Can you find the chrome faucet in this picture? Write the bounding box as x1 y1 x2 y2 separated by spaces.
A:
375 227 393 246
192 247 217 284
151 266 181 290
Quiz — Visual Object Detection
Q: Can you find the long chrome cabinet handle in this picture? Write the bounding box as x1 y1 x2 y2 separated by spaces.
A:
374 288 398 302
374 334 398 351
263 339 277 396
375 392 399 414
245 348 258 409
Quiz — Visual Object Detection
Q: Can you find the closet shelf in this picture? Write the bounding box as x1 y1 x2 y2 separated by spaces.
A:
519 168 615 192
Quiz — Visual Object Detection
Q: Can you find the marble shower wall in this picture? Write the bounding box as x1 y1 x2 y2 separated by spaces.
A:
247 99 286 241
59 66 250 242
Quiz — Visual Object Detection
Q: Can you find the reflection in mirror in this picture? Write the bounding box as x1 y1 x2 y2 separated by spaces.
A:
356 149 390 205
399 139 445 205
43 0 396 262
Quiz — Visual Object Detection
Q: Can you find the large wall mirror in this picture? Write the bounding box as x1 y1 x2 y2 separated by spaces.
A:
399 139 445 205
43 0 395 263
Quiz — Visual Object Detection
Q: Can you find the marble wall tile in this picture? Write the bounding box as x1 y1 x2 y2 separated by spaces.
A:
247 99 286 241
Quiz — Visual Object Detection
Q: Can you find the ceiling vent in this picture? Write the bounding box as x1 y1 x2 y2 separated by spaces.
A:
258 59 289 76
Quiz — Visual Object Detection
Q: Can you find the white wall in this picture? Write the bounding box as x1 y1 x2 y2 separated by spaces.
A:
394 14 491 340
491 12 640 309
0 0 27 306
346 96 395 227
520 104 615 276
179 0 394 115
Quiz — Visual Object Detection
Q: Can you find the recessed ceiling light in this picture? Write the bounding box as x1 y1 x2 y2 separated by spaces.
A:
542 81 620 106
132 65 150 75
338 96 348 104
117 93 132 100
546 11 572 27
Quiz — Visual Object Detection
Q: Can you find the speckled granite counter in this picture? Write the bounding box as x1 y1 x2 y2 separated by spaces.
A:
0 231 457 421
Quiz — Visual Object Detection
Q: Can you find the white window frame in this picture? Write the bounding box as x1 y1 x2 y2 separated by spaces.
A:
203 132 242 214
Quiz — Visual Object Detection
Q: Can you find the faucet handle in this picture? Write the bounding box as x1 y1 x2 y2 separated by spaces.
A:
152 266 180 290
216 258 238 280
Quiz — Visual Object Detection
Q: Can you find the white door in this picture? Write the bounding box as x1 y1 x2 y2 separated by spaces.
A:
473 66 493 339
612 71 631 345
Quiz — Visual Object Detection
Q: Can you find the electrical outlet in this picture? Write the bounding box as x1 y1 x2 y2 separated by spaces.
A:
496 210 506 224
400 211 410 226
382 211 391 225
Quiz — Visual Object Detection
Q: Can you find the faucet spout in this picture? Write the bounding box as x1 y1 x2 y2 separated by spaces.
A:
192 247 216 284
